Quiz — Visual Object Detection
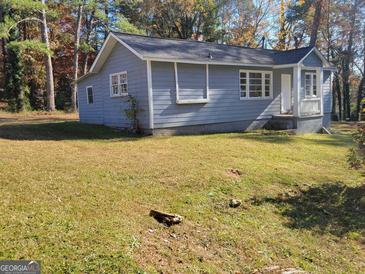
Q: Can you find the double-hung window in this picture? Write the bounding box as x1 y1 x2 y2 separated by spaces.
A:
110 71 128 97
240 70 272 99
86 86 93 104
305 72 318 98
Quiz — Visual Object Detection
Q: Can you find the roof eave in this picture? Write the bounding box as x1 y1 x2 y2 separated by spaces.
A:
143 56 274 67
76 72 96 83
298 47 331 67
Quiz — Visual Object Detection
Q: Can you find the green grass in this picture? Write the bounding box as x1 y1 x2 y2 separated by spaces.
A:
0 113 364 273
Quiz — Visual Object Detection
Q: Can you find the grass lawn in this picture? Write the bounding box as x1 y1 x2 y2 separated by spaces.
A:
0 112 364 273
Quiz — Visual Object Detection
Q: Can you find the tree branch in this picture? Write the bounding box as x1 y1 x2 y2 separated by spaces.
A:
7 17 43 35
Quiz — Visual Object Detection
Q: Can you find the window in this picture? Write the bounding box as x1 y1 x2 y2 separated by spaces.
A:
175 63 209 104
240 70 272 99
110 71 128 97
305 72 318 98
86 86 93 104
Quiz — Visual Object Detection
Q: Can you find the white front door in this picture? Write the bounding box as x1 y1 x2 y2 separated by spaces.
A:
281 74 292 114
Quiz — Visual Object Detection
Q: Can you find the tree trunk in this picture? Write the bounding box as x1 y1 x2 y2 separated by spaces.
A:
276 0 287 50
356 78 364 120
326 0 331 60
356 26 365 121
71 2 84 111
332 75 337 119
310 0 322 46
334 73 342 120
104 4 109 41
81 10 95 75
342 0 357 120
0 5 7 93
40 0 55 111
81 47 89 76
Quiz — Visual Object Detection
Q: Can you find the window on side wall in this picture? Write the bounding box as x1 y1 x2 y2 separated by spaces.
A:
86 86 93 104
110 71 128 97
305 72 318 98
240 70 272 99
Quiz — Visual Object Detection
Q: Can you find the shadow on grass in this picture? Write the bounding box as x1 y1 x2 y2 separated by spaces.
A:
230 131 353 147
0 121 141 141
251 182 365 237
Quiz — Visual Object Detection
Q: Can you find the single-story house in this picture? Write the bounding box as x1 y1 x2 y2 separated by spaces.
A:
77 32 335 135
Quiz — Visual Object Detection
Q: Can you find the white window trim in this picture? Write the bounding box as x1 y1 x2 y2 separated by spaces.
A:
86 85 93 104
175 62 209 104
239 70 273 100
109 71 128 97
304 72 319 99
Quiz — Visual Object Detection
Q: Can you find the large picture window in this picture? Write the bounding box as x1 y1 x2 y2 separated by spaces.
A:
110 71 128 97
305 72 318 98
240 70 272 99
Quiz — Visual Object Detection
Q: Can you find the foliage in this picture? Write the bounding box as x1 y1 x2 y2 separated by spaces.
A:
124 95 140 133
7 40 52 55
4 32 31 112
136 0 220 40
348 123 365 168
114 15 145 35
55 74 72 110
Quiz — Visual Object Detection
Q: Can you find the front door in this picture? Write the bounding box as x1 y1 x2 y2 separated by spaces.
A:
281 74 292 114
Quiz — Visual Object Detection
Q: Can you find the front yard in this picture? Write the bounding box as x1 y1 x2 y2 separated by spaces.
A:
0 112 364 273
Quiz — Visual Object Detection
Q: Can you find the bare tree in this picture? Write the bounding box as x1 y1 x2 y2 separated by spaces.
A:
40 0 55 111
0 6 6 93
71 1 85 111
310 0 323 46
356 26 365 120
81 8 95 75
342 0 360 120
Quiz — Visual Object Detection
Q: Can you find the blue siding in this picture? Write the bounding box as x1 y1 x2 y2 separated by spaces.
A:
151 62 281 128
302 51 322 67
78 43 149 129
77 76 104 124
323 70 332 114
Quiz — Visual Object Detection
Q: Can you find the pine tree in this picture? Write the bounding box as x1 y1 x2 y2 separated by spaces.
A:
5 31 29 112
0 0 55 111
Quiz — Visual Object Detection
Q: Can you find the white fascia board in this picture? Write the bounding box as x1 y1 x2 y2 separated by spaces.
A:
89 33 144 74
273 64 297 69
76 72 96 83
298 47 331 67
313 48 331 67
110 32 144 60
144 57 273 68
89 33 113 73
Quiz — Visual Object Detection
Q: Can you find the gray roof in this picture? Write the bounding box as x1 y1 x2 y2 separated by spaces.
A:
112 32 316 66
272 47 314 65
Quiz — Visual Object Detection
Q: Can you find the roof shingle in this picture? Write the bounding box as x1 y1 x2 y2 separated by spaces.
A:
112 32 316 66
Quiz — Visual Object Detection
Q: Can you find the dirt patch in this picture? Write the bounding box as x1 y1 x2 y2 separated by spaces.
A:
253 266 308 274
135 220 231 273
